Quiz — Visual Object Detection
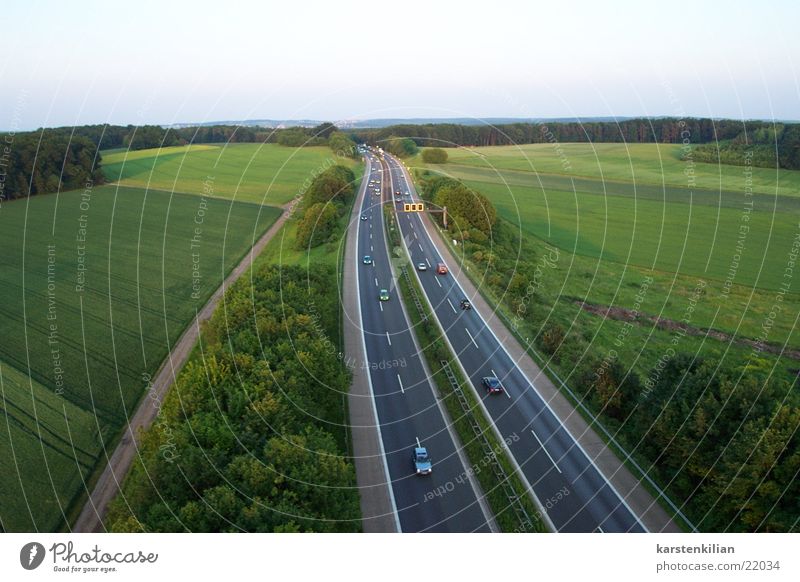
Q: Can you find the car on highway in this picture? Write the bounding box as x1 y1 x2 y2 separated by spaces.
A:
363 255 372 265
361 214 368 220
412 447 432 475
417 262 427 271
379 288 390 301
460 299 472 310
482 376 504 394
436 263 448 275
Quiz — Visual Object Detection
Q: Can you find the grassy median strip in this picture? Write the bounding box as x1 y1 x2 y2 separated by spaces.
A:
384 207 548 533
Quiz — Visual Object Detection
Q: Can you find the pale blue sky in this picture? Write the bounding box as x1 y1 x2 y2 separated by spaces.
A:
1 0 797 129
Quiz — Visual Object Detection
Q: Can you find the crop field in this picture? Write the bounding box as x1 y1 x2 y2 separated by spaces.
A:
411 144 800 351
103 143 357 205
416 142 800 197
0 185 279 531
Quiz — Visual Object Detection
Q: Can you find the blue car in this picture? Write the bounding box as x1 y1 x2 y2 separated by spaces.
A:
482 376 504 394
412 447 432 475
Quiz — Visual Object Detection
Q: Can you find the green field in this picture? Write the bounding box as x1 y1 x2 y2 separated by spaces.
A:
0 185 279 531
411 144 800 350
103 144 357 205
412 142 800 197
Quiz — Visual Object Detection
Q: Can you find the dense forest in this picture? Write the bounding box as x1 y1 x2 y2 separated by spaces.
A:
417 174 800 532
106 264 360 532
0 131 103 201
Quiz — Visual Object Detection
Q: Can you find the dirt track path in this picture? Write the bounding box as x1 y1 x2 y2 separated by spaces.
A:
73 202 293 532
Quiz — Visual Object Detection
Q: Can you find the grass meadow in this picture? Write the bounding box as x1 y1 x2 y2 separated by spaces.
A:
0 185 279 531
409 144 800 354
103 143 358 206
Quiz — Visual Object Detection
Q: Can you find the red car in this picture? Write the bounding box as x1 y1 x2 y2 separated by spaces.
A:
436 263 448 275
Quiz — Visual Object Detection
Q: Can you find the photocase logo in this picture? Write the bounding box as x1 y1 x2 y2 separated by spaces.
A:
20 542 46 570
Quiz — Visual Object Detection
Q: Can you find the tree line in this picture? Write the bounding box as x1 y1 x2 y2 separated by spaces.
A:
0 131 103 201
5 117 796 203
686 123 800 170
106 264 360 532
354 118 800 169
295 165 357 250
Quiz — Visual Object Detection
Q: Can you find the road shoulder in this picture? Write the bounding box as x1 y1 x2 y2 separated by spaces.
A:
342 162 398 533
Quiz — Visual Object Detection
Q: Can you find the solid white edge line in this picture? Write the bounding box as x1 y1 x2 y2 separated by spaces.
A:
530 428 563 474
390 154 647 533
354 156 401 533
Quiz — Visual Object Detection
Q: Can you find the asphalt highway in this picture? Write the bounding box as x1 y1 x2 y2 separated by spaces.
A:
383 152 647 533
353 154 492 532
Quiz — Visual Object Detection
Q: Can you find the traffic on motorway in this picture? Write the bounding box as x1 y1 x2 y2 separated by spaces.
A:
376 148 647 533
352 149 493 532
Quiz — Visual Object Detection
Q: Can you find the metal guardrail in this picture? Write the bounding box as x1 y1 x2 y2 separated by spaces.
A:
439 358 534 532
399 266 426 322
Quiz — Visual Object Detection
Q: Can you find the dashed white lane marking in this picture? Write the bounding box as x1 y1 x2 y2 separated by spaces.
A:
465 327 478 348
386 331 392 346
491 368 511 399
447 298 456 313
397 374 405 394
